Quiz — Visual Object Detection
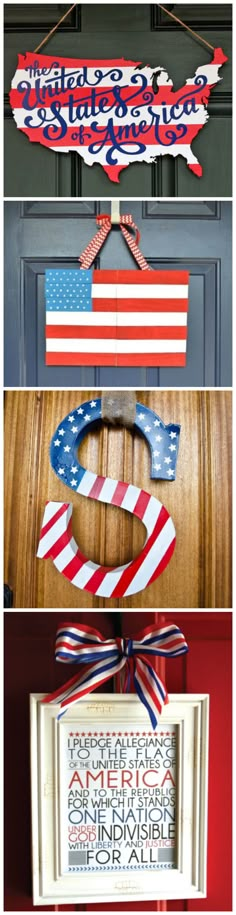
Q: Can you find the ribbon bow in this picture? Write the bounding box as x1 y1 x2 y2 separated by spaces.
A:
42 622 188 729
79 213 150 271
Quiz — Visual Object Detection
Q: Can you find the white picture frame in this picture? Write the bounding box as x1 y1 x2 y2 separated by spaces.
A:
30 692 209 906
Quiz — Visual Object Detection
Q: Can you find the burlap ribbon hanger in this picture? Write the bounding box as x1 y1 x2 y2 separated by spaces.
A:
101 392 136 429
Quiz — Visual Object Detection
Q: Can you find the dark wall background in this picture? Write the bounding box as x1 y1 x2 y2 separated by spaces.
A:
4 3 232 197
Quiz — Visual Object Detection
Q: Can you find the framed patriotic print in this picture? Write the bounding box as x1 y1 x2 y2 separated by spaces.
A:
30 693 209 905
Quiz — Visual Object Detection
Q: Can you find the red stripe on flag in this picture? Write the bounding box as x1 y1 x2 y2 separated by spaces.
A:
45 353 187 367
46 325 188 340
93 270 189 285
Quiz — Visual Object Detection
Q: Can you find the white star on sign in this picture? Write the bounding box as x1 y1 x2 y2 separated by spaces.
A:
155 435 162 442
144 425 151 433
54 439 60 447
58 468 65 475
138 413 145 420
77 408 84 415
153 420 161 427
68 415 75 423
72 426 78 433
169 431 177 439
71 479 77 486
59 428 65 436
169 444 176 452
153 450 160 457
164 457 172 464
64 445 71 452
90 401 97 408
154 463 162 471
85 414 90 421
71 466 78 473
167 468 174 476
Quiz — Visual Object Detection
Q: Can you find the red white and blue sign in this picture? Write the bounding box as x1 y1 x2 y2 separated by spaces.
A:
10 48 227 182
37 399 180 598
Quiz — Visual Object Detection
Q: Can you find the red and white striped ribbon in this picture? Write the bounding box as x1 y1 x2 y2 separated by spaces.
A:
79 213 151 271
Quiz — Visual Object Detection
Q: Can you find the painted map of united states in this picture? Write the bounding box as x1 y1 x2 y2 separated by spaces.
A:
10 47 228 183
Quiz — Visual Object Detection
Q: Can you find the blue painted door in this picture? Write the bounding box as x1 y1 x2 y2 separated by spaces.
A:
4 200 232 387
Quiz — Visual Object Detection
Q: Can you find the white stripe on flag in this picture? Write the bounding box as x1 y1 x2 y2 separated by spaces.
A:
91 284 188 299
46 339 187 354
46 312 188 327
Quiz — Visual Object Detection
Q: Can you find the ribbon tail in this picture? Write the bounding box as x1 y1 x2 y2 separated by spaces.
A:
133 658 167 730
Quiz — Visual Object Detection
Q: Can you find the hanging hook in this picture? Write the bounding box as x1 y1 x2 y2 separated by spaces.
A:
111 200 120 224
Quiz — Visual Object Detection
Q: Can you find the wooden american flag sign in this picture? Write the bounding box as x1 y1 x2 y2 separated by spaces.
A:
45 215 189 368
37 399 180 598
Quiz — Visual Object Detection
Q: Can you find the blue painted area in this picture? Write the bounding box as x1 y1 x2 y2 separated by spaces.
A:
49 398 181 490
45 268 92 311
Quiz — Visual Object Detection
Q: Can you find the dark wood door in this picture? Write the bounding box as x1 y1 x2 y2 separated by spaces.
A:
4 200 232 387
4 610 232 911
4 3 232 197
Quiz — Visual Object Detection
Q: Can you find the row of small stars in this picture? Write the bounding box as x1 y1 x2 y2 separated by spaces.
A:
68 731 175 737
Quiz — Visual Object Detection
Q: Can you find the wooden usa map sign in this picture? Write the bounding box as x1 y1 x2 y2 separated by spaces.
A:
10 49 227 182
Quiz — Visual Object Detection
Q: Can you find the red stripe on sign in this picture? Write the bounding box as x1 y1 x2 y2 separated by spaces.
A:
46 353 117 366
147 537 176 586
84 566 109 593
88 476 106 499
93 270 189 286
45 353 187 367
17 53 140 68
116 354 187 367
111 481 129 507
111 505 169 598
43 527 72 560
45 326 187 340
19 123 203 148
93 299 189 312
40 502 69 539
133 490 151 520
62 548 87 581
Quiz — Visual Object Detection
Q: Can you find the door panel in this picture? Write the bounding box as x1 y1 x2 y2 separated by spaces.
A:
4 201 232 387
4 3 232 197
4 390 232 609
4 610 232 911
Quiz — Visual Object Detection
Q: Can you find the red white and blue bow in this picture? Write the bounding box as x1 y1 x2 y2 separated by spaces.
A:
42 622 188 729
